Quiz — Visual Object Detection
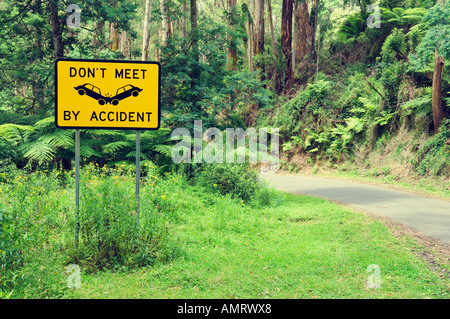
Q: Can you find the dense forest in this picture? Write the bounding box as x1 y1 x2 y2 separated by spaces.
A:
0 0 449 176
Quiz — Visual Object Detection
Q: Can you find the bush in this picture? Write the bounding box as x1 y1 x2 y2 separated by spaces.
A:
192 163 282 207
69 163 176 272
0 168 70 298
413 119 450 177
0 163 181 297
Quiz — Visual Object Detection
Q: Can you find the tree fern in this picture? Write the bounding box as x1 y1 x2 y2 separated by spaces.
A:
337 13 366 43
20 141 56 164
40 130 74 148
102 140 133 154
380 7 428 26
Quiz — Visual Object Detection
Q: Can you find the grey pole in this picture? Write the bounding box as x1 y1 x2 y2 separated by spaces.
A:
136 130 141 219
75 129 80 248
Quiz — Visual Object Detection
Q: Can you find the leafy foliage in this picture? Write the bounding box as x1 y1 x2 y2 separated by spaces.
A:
412 119 450 177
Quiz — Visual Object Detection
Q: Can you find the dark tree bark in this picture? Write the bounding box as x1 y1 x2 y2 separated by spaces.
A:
432 50 445 134
254 0 264 56
48 0 63 59
226 0 237 70
268 0 277 60
254 0 265 83
281 0 293 93
295 1 313 67
160 0 172 47
190 0 201 114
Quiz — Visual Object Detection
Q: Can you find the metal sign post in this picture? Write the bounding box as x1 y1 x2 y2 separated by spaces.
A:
136 130 141 220
75 129 80 248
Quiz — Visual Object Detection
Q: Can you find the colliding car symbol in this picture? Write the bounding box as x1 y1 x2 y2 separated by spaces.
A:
110 84 143 106
74 83 143 105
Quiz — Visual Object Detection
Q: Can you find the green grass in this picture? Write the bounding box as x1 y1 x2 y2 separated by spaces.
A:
71 193 448 299
1 165 448 299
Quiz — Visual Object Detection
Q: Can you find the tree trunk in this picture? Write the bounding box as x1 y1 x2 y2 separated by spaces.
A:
31 0 44 113
109 22 119 51
310 0 320 69
254 0 264 56
182 0 187 39
292 0 298 74
432 50 445 134
254 0 265 82
48 0 63 59
295 2 313 64
191 0 198 50
268 0 282 94
142 0 152 61
244 8 254 71
267 0 277 59
122 32 132 59
160 0 172 47
281 0 293 93
226 0 237 70
190 0 200 113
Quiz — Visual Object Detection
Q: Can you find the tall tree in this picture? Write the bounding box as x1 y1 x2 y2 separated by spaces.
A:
48 0 63 59
227 0 238 70
182 0 188 39
109 22 119 51
294 1 313 73
254 0 265 57
281 0 293 92
142 0 152 61
160 0 172 47
242 2 254 71
432 50 445 133
254 0 265 81
431 0 447 134
410 0 449 133
267 0 277 60
190 0 201 114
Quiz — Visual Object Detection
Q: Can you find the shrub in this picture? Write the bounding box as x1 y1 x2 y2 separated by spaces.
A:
192 163 282 207
69 164 176 272
0 168 70 298
412 119 450 177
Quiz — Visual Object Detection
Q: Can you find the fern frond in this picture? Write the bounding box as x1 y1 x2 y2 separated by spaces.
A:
0 124 33 145
41 130 75 148
152 144 173 158
33 116 55 129
21 141 56 164
103 140 132 154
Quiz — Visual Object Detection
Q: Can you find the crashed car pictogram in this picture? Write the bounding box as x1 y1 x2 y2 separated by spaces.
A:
74 83 108 105
109 85 143 106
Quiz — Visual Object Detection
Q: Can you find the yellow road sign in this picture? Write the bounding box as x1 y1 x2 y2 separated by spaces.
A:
55 59 160 130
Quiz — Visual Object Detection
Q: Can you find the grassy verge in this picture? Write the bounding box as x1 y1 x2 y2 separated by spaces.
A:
1 165 448 299
70 192 449 299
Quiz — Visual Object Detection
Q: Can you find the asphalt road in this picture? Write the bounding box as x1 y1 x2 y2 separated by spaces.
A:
261 173 450 245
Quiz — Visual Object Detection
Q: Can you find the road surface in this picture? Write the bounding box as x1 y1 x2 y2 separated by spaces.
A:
262 173 450 245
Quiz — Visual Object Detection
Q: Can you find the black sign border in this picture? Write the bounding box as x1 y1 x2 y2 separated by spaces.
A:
55 58 161 131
